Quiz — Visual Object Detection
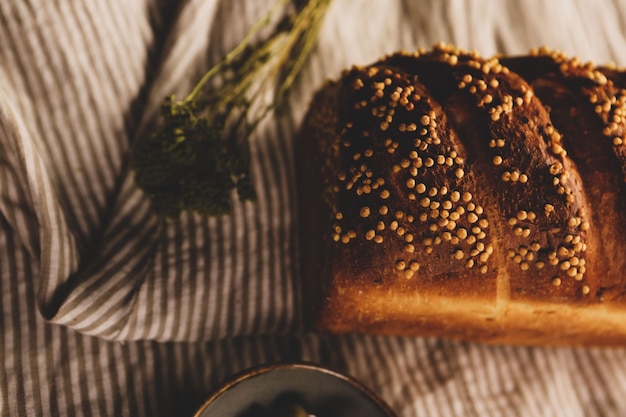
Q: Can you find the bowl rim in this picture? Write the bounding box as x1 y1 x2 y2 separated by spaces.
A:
193 361 398 417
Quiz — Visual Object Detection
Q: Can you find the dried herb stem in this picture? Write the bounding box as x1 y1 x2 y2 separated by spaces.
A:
133 0 332 217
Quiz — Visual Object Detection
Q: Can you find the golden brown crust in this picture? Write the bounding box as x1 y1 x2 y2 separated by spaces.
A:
296 44 626 346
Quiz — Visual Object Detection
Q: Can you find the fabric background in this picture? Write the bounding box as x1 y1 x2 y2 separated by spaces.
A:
2 0 626 415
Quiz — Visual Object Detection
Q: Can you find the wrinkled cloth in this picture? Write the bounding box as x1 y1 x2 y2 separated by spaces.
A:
2 0 626 415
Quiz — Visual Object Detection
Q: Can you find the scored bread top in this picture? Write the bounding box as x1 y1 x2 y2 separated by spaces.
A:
500 50 626 303
297 44 626 343
318 60 499 303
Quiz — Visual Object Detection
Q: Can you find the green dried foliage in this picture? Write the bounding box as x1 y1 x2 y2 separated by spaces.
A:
133 0 332 217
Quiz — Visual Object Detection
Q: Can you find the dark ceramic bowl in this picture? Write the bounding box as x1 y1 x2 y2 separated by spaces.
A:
193 362 398 417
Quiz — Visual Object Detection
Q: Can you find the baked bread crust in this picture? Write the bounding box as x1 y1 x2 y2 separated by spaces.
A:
296 44 626 346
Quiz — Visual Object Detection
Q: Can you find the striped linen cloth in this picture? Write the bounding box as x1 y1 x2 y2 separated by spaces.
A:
2 0 626 415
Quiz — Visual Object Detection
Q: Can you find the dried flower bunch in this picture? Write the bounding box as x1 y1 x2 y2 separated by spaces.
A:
133 0 332 217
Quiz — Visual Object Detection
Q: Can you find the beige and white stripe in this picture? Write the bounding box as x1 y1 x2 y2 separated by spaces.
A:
2 0 626 415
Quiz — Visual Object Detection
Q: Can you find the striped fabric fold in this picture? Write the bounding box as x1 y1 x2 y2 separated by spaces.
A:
1 0 305 341
0 89 79 317
3 0 626 416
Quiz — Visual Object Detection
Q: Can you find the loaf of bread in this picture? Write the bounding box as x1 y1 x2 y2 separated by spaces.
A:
296 44 626 346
